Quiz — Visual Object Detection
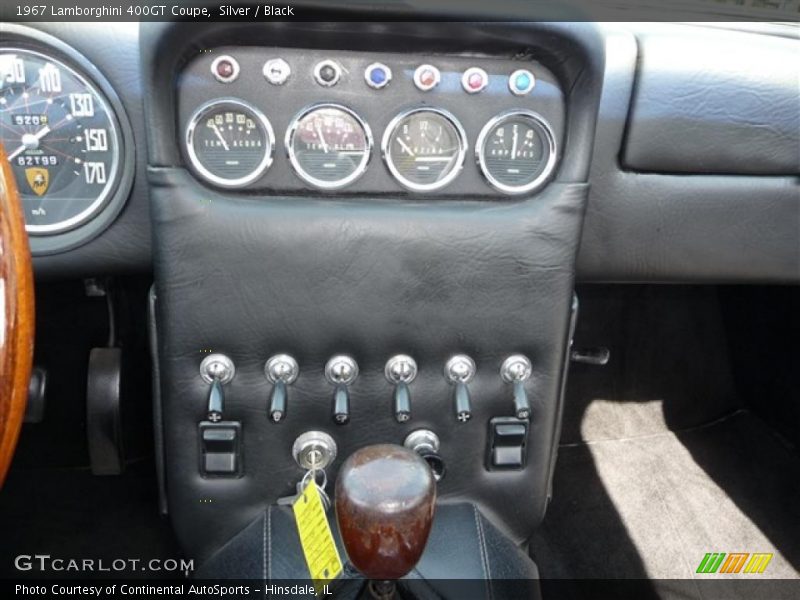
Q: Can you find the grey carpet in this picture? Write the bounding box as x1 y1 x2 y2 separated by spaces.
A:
562 286 742 446
530 409 800 598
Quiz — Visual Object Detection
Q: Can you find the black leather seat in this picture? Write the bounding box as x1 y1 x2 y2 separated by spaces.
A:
196 503 542 599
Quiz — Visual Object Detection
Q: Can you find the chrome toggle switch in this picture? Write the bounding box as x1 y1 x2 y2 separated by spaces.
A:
200 353 235 423
264 354 299 423
385 354 418 423
445 355 476 423
500 354 533 420
325 355 358 425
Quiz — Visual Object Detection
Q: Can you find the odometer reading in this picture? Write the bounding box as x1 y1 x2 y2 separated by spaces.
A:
286 104 372 190
476 110 556 195
185 99 275 188
0 48 123 234
382 108 467 192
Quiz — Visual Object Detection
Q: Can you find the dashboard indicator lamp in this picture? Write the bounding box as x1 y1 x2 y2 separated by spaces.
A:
314 60 342 87
211 55 240 83
462 67 488 94
413 64 440 91
365 62 392 89
509 69 535 96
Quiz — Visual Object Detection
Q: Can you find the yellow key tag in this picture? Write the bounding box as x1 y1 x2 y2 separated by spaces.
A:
292 481 343 593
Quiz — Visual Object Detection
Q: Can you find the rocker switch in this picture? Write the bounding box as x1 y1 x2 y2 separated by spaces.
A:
199 421 242 476
487 417 528 470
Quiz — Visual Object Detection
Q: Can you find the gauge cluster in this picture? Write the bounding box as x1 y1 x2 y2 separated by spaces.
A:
178 48 565 198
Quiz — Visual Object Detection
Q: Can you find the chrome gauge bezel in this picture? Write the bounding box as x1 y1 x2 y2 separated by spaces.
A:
381 106 468 193
185 98 275 189
0 46 124 236
475 109 557 196
285 103 373 191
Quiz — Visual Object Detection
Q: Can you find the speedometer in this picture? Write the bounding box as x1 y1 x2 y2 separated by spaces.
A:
0 48 124 234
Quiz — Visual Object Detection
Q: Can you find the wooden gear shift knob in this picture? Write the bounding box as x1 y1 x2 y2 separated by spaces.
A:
335 444 436 579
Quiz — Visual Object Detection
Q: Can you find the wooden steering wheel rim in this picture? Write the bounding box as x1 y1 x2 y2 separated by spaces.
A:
0 142 35 488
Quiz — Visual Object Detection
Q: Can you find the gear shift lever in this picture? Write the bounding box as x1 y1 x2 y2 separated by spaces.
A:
335 444 436 581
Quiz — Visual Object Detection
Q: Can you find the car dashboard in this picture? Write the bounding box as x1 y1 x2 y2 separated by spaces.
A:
1 11 798 572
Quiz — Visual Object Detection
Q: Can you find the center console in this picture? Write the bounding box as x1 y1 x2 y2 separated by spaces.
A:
141 20 604 569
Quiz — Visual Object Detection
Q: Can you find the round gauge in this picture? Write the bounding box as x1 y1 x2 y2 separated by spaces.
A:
476 110 557 195
0 48 124 234
286 104 372 190
382 107 467 192
185 98 275 188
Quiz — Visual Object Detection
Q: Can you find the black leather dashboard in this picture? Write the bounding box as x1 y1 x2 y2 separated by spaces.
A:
579 26 800 283
623 25 800 176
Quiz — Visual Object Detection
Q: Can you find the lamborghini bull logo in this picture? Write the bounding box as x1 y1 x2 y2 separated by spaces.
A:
25 167 49 196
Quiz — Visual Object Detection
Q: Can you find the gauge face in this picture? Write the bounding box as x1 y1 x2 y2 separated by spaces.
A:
185 99 274 188
476 110 557 195
286 104 372 190
382 108 467 192
0 48 123 234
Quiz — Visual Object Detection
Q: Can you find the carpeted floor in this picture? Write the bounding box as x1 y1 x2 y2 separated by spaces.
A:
531 285 800 598
0 458 181 579
530 406 800 597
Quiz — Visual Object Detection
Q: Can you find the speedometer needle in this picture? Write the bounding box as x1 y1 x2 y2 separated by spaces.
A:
210 123 230 151
8 125 51 160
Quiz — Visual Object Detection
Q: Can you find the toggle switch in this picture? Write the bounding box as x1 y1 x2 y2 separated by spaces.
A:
500 354 533 420
325 355 358 425
444 355 476 423
385 354 418 423
200 353 235 422
264 354 299 423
